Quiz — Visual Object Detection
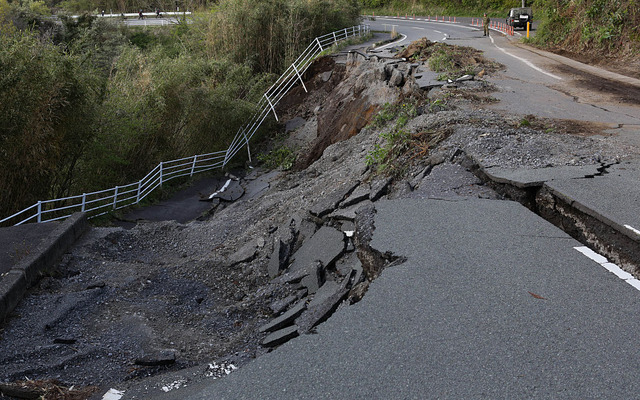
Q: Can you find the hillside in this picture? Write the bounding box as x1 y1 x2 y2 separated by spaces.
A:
531 0 640 78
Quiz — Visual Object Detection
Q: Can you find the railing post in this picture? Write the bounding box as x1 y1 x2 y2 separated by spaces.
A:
315 37 323 52
81 193 86 212
159 161 164 186
264 93 278 121
292 63 308 93
333 31 337 44
190 154 198 176
113 186 119 209
344 28 347 39
136 181 142 203
37 201 42 223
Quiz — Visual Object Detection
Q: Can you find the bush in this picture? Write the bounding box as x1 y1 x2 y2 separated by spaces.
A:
200 0 360 73
0 31 99 217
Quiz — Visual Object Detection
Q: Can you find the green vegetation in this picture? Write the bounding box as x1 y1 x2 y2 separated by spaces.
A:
366 102 416 173
359 0 525 17
258 145 297 170
0 0 360 220
530 0 639 58
362 0 638 60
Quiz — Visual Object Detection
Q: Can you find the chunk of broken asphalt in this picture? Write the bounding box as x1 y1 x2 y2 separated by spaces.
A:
309 182 360 217
296 279 350 334
369 177 392 201
273 260 324 291
267 221 297 278
269 289 307 316
258 300 306 333
289 226 345 272
340 183 370 208
261 325 299 347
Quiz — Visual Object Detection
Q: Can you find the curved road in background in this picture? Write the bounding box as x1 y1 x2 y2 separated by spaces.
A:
367 16 640 136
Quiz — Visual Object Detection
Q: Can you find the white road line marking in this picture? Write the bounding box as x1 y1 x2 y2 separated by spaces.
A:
376 34 407 50
574 246 608 264
412 27 425 30
209 179 231 199
625 224 640 236
433 30 442 34
574 246 640 291
489 35 562 80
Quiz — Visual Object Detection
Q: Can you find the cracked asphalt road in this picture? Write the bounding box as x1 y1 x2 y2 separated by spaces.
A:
165 198 640 399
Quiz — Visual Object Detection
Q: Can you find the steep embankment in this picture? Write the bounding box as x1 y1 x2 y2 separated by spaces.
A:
531 0 640 78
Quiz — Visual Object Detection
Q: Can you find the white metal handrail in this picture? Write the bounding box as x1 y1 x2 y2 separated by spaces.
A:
0 24 370 226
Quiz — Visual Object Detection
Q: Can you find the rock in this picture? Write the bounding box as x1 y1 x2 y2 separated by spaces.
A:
261 325 299 347
348 281 370 303
455 74 474 82
268 241 284 278
258 300 307 333
340 221 355 232
321 71 333 82
289 226 345 272
228 241 257 266
369 177 392 201
135 349 176 366
388 68 404 87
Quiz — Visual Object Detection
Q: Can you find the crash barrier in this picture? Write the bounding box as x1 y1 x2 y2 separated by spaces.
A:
471 17 514 36
0 24 370 226
369 13 458 23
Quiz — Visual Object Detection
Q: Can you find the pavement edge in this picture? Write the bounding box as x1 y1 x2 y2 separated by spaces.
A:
0 212 88 321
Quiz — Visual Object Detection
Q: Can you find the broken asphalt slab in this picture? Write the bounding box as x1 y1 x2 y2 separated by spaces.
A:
543 163 640 241
288 226 345 272
155 198 640 399
482 164 603 188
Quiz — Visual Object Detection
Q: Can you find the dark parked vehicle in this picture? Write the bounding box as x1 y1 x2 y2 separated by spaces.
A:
506 7 532 30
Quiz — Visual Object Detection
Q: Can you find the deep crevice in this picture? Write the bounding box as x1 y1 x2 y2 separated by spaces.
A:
463 154 640 275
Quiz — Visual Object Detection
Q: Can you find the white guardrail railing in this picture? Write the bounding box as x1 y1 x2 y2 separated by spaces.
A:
1 24 370 226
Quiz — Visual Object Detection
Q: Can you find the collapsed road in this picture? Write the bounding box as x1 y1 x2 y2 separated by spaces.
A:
1 22 640 400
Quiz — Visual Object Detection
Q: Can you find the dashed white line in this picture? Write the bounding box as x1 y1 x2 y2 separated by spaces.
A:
489 35 562 80
574 246 640 291
625 224 640 236
376 33 408 50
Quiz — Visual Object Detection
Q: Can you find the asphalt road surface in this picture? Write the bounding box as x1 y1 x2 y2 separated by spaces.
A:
368 16 640 129
158 199 640 399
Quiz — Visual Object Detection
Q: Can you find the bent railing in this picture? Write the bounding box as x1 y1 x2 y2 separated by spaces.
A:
1 24 370 226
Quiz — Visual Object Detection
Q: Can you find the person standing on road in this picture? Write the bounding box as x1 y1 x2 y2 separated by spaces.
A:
483 13 490 36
